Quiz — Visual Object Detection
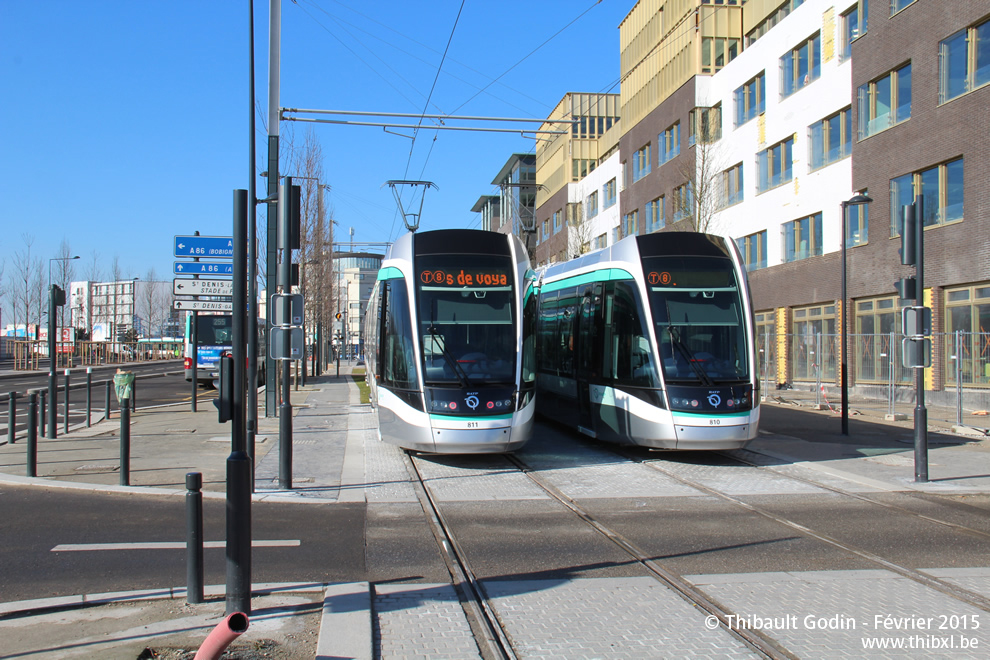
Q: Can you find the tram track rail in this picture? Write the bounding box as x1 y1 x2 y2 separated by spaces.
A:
406 445 796 660
404 432 990 659
404 452 517 660
612 446 990 615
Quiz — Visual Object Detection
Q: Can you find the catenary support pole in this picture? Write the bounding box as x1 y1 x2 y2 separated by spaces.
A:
226 189 252 617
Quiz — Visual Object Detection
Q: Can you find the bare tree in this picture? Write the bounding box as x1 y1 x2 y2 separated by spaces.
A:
86 249 102 283
53 239 77 331
12 234 37 338
677 105 727 235
141 267 166 337
567 200 597 259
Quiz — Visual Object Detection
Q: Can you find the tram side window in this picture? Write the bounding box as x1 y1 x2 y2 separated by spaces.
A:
537 292 558 375
521 288 537 387
602 281 657 388
381 280 417 390
556 288 578 379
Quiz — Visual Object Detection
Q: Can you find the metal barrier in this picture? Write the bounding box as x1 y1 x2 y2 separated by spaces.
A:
771 331 990 430
7 340 182 370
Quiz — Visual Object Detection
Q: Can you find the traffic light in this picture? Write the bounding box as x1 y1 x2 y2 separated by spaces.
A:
50 284 66 307
899 204 916 266
894 277 916 301
335 312 342 320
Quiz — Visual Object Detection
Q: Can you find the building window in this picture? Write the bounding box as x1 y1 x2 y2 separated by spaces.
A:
736 231 767 271
809 107 852 171
846 195 869 247
552 210 563 234
586 190 599 219
672 182 694 223
757 136 794 193
855 295 910 384
722 163 744 207
611 226 621 245
792 304 837 382
755 311 777 381
593 233 607 250
633 143 652 182
783 212 823 263
858 62 911 139
603 178 617 209
939 18 990 104
734 72 765 126
840 3 866 61
746 1 810 47
690 104 722 145
944 283 990 385
659 122 680 165
781 32 821 98
622 210 639 237
645 196 664 233
572 159 596 181
701 36 740 74
890 0 915 15
889 157 964 236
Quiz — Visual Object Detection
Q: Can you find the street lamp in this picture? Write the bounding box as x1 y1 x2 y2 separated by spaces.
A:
840 192 873 436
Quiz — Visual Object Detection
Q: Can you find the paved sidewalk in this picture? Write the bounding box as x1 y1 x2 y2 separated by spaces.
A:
2 367 990 658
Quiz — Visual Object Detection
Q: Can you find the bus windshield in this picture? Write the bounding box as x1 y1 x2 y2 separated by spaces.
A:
642 256 749 384
416 254 516 386
197 315 232 347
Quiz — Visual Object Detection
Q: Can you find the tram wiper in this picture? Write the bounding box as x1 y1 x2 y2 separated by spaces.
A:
664 302 713 387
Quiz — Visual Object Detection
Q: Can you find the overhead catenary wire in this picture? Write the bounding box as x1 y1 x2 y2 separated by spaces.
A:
296 0 549 117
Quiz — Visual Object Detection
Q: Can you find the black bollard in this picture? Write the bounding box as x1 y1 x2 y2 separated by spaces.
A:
27 392 38 477
7 391 15 445
186 472 205 604
64 370 71 436
105 380 112 420
131 376 136 412
86 368 92 427
40 389 46 437
120 398 130 486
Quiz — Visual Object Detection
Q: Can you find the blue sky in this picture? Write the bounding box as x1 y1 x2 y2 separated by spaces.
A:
1 0 631 290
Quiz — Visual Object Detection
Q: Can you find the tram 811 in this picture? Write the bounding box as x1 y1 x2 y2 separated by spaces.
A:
535 232 760 450
364 229 537 453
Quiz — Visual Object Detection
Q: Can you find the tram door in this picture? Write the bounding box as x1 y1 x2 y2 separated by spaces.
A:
575 283 601 433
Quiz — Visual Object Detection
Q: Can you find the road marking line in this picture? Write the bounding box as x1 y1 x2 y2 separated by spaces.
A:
51 540 300 551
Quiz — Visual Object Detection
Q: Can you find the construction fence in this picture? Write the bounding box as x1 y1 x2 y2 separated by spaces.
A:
760 331 990 430
9 340 183 372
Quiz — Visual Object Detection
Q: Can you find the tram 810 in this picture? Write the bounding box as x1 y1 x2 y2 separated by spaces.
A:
536 232 760 450
364 229 537 453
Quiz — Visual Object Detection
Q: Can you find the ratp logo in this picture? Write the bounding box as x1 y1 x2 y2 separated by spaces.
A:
465 395 480 410
707 393 722 408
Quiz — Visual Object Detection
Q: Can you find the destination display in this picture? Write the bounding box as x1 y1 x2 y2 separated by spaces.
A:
419 268 510 287
642 257 736 289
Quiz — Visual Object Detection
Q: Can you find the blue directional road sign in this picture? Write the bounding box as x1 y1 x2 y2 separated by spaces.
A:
173 235 234 258
173 261 234 276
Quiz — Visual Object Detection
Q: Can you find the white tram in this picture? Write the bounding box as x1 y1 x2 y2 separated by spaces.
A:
364 229 537 453
535 232 760 450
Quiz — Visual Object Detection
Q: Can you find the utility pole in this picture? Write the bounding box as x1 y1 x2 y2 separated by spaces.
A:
265 0 281 417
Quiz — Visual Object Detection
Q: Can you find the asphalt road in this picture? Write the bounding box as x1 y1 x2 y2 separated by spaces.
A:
1 362 217 438
5 423 990 606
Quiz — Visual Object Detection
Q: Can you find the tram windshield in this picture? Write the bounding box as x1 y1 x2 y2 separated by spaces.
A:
416 254 517 386
643 256 750 384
